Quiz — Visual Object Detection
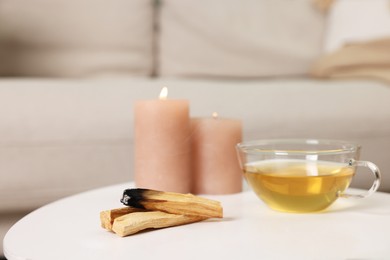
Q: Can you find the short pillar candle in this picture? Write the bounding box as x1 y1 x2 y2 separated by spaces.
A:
134 87 191 193
191 113 243 194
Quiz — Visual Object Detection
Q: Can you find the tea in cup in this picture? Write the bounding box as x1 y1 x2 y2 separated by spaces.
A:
236 139 381 213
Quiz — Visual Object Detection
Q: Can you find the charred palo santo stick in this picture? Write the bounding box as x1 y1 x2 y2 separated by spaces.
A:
100 207 146 231
112 211 206 237
120 188 223 218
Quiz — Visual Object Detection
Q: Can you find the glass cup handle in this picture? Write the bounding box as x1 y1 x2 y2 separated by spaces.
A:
339 159 381 198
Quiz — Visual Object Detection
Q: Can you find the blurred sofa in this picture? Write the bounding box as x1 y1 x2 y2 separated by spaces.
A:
1 0 390 256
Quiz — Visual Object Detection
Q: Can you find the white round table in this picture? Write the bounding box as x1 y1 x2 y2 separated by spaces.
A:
3 183 390 260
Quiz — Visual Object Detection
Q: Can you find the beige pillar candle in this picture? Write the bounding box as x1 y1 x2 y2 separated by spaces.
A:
134 87 191 193
191 113 243 195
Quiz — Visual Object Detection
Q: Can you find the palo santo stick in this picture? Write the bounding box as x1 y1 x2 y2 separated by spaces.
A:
100 207 146 231
120 188 223 218
112 211 206 237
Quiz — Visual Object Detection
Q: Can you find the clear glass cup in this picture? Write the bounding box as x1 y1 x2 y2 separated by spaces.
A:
236 139 381 213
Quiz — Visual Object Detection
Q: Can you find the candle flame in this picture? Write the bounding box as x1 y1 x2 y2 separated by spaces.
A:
212 112 219 119
159 87 168 100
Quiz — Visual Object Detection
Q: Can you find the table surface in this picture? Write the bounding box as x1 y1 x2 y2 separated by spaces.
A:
4 183 390 260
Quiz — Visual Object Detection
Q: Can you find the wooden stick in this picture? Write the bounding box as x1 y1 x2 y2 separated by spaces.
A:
112 211 206 237
120 188 223 218
100 207 146 231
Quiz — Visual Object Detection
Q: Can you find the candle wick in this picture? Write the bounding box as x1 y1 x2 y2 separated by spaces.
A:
212 112 219 119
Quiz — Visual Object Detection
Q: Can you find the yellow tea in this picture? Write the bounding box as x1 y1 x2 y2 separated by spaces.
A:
243 159 355 213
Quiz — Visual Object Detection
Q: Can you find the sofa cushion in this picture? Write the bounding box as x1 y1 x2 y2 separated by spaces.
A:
0 78 389 214
158 0 326 78
324 0 390 53
0 0 154 77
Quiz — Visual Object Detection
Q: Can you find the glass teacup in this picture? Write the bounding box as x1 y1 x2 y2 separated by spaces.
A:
236 139 381 213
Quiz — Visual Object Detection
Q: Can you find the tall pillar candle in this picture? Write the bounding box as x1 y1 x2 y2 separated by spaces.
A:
134 87 191 193
191 113 242 194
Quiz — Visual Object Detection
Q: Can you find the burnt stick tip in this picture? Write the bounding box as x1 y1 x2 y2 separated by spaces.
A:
120 188 149 209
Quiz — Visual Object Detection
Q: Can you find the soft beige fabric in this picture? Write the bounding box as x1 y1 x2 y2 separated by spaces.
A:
0 0 154 77
158 0 326 78
311 38 390 83
323 0 390 53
